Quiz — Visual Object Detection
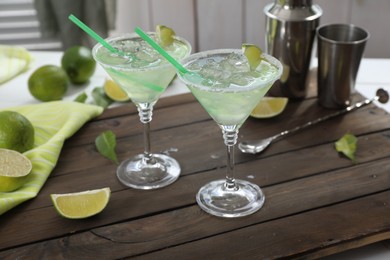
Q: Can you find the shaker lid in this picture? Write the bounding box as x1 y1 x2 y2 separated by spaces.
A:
264 1 322 22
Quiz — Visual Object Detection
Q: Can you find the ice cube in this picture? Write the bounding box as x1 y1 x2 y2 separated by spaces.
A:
229 73 250 86
187 61 202 71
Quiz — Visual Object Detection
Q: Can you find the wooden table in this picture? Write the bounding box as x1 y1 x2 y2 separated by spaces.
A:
1 89 389 259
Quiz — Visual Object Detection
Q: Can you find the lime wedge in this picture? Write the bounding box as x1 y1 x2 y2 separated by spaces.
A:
242 44 263 71
156 25 175 47
250 97 288 118
51 187 111 219
0 148 32 192
103 78 130 102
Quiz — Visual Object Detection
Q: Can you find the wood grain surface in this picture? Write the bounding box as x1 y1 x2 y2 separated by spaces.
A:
0 92 389 259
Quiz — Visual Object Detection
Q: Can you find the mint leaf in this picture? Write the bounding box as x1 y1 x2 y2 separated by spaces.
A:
92 87 113 108
335 133 357 161
74 92 88 103
95 130 119 165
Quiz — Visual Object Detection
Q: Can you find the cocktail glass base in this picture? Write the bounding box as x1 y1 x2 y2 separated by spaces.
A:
196 179 265 218
116 153 180 190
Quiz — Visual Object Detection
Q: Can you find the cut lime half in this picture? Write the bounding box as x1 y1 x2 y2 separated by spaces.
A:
0 148 32 192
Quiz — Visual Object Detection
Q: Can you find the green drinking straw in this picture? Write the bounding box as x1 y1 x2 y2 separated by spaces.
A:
134 27 189 75
68 14 164 92
68 14 123 56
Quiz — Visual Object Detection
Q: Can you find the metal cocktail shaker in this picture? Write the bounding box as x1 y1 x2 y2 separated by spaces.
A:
264 0 322 99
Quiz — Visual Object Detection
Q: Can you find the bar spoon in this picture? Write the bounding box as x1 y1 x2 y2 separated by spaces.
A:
238 88 389 154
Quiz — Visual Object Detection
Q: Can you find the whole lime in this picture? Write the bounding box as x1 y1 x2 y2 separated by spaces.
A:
28 65 69 101
0 111 35 153
61 46 96 84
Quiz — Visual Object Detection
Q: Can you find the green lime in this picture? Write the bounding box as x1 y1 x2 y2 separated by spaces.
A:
0 111 35 153
0 148 32 192
28 65 69 101
61 46 96 84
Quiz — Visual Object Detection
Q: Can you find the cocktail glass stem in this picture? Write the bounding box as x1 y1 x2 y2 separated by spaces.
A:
195 124 265 217
222 126 239 190
115 101 180 190
137 102 156 164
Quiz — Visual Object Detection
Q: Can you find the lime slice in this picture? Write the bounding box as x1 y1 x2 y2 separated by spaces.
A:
250 97 288 118
51 187 111 219
156 25 175 47
0 148 32 192
242 44 263 71
103 78 130 102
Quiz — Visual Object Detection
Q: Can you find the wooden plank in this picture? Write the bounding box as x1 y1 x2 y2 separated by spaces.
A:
134 191 390 259
63 95 206 148
1 154 389 253
45 105 389 183
56 93 390 177
1 85 389 257
6 129 390 214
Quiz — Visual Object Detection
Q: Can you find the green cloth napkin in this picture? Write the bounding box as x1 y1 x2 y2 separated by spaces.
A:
0 45 32 85
0 101 103 215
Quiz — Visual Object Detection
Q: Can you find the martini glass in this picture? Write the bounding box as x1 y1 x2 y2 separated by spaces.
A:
178 49 282 217
92 32 191 190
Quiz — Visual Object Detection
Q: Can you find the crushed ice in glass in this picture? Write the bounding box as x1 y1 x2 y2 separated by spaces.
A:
112 37 162 67
187 52 274 87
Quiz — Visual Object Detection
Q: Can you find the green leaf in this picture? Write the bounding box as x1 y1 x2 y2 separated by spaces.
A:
92 87 113 108
335 133 357 161
95 130 119 165
74 92 88 103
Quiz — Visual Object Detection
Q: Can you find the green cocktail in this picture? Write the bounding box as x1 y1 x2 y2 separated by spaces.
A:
178 49 282 217
93 32 191 190
94 33 190 103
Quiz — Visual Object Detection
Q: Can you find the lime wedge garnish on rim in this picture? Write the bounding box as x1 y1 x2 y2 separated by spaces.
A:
51 187 111 219
242 44 263 71
156 25 175 47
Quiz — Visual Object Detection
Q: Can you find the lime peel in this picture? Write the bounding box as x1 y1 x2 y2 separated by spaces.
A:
51 187 111 219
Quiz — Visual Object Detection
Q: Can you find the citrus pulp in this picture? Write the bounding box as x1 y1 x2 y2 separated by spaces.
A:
51 187 111 219
0 148 32 192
